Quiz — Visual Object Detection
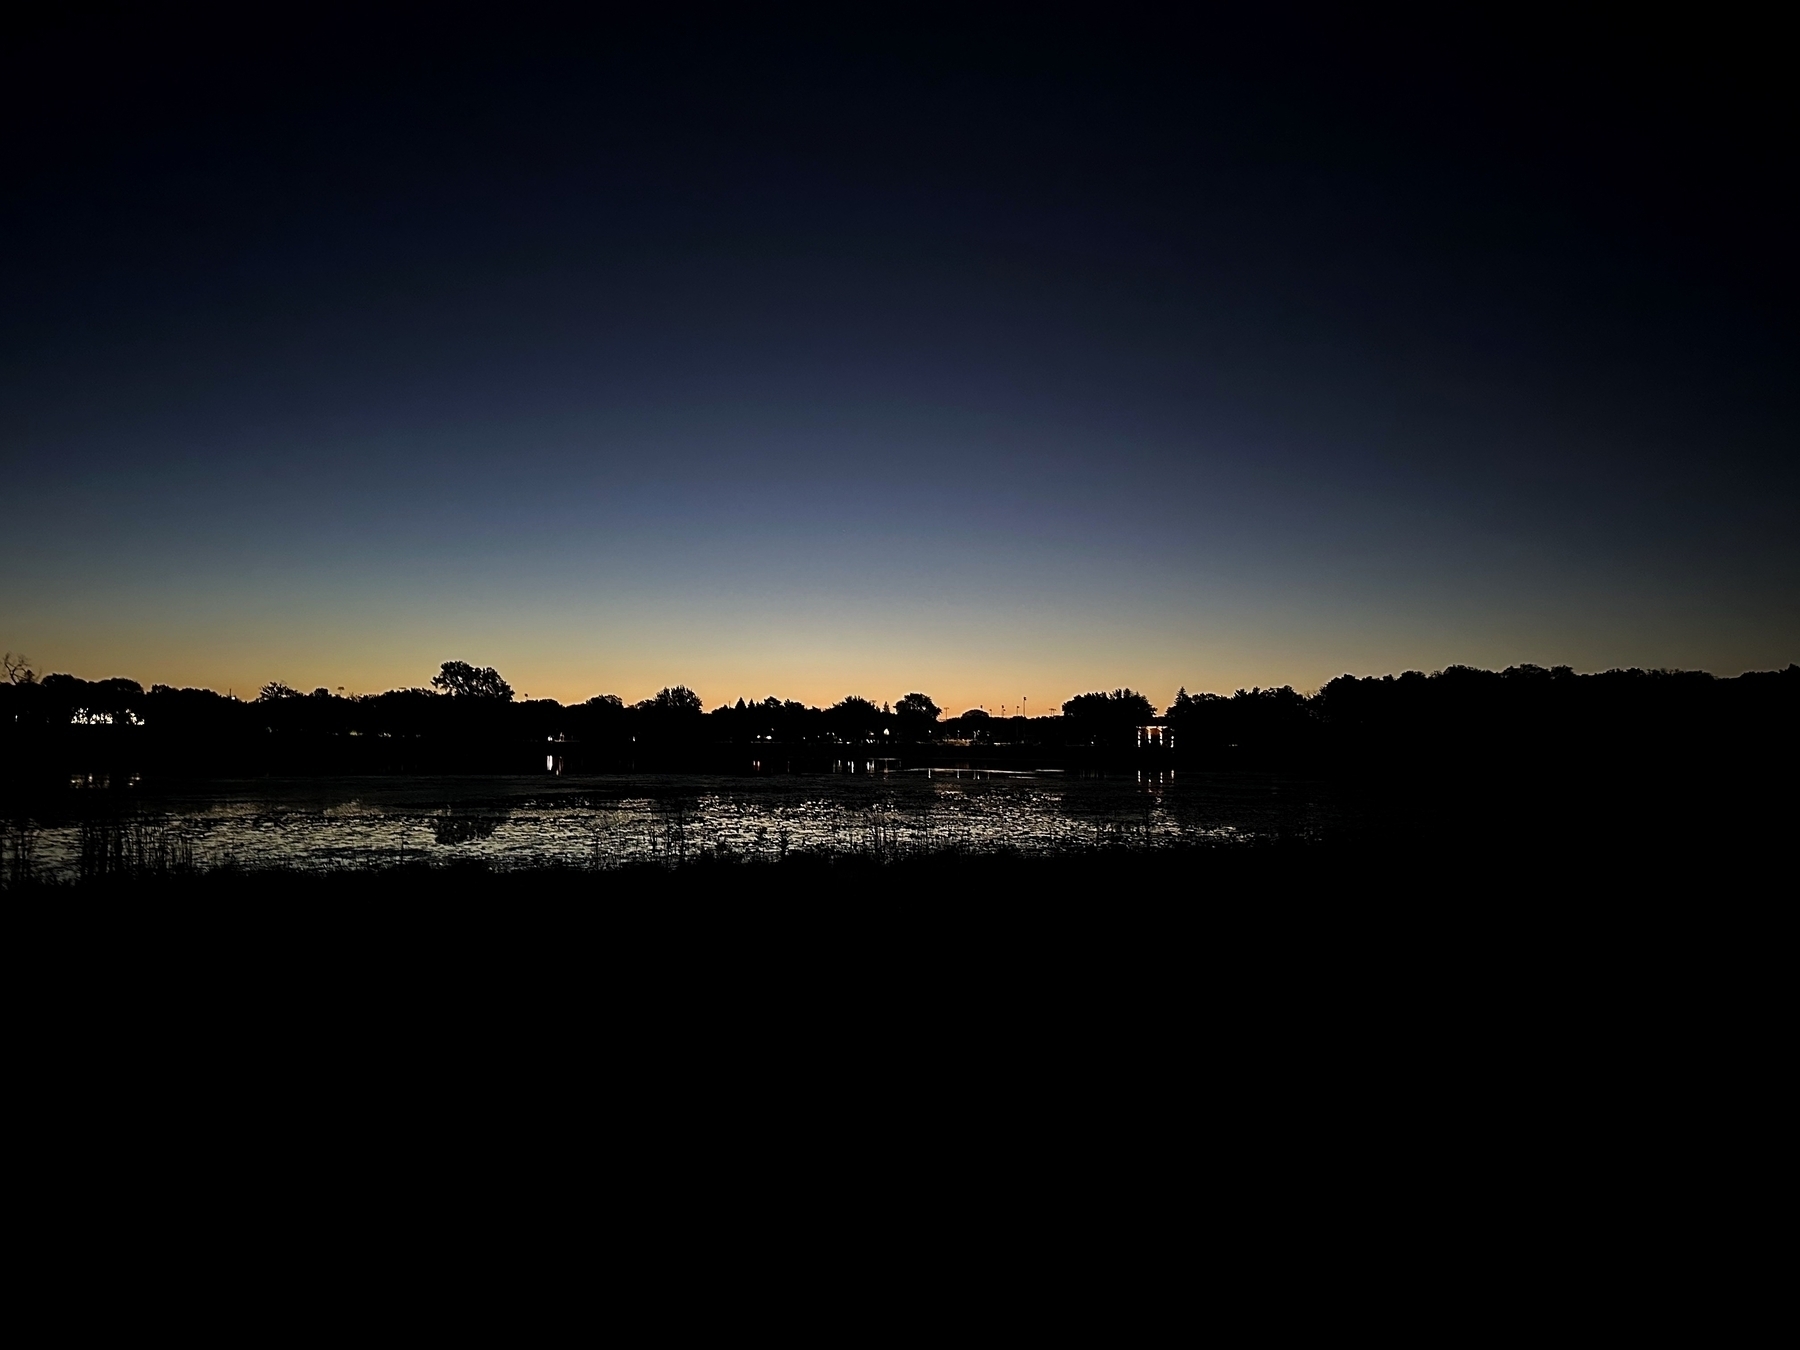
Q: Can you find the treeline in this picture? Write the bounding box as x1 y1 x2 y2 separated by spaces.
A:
1170 664 1800 772
1 668 952 748
2 656 1795 779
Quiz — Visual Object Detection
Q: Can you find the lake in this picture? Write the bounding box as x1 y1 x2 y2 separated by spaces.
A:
25 768 1347 877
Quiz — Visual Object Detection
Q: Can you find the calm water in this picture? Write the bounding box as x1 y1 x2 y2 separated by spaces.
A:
29 769 1344 876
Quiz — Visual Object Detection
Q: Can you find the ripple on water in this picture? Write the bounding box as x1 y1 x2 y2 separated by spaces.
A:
24 771 1334 877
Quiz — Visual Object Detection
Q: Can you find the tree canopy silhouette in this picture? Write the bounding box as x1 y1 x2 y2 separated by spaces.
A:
645 685 703 715
431 661 514 701
1062 689 1156 723
894 693 940 724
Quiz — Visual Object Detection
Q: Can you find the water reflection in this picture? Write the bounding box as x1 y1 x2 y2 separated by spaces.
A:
20 770 1340 877
432 811 510 846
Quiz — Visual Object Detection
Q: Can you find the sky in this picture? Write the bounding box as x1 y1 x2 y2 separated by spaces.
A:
3 11 1794 710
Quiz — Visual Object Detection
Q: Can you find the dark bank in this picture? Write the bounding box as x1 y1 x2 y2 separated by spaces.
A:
3 657 1793 891
6 657 1795 780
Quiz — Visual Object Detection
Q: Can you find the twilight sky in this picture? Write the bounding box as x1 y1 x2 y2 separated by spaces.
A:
4 12 1794 709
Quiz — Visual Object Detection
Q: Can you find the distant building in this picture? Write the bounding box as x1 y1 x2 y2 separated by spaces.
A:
1136 724 1173 749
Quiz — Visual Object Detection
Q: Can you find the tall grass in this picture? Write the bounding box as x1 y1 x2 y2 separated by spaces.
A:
3 818 41 890
75 815 195 883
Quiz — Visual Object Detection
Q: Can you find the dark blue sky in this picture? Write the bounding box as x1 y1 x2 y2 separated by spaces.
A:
4 11 1793 706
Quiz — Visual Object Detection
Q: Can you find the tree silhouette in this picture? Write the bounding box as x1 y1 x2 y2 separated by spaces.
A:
895 692 940 723
1062 689 1155 723
649 685 703 715
828 696 883 742
431 661 514 701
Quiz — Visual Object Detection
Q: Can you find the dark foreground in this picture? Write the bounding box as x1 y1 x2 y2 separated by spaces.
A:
15 833 1781 1066
12 822 1782 1330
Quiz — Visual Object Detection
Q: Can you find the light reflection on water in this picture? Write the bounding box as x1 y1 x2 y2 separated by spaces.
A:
28 771 1338 876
